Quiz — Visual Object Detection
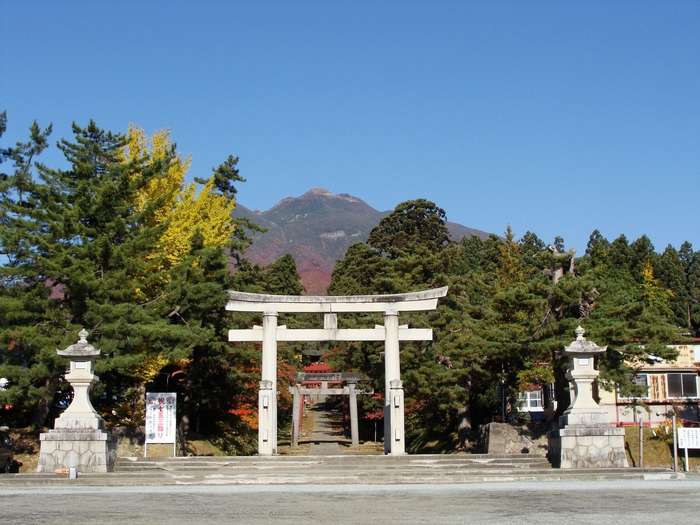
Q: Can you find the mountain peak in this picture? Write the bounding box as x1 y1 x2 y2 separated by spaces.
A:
305 187 333 196
302 187 364 204
234 188 490 294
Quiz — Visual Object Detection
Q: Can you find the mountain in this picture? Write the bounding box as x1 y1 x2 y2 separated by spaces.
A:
234 188 490 294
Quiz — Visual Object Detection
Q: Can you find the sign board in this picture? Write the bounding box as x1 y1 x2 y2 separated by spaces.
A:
145 392 177 444
678 427 700 449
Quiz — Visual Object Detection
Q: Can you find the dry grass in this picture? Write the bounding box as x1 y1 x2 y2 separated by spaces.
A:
7 428 40 473
624 426 700 471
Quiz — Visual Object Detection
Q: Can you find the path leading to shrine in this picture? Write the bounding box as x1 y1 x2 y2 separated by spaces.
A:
308 397 346 455
279 392 381 456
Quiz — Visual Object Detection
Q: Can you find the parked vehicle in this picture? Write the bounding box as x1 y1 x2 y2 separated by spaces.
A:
0 426 14 473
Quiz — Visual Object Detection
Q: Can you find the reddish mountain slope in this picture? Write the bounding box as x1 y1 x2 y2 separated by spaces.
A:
234 188 490 294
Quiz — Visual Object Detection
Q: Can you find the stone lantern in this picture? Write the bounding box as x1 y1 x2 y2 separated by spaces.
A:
548 326 628 469
38 329 116 473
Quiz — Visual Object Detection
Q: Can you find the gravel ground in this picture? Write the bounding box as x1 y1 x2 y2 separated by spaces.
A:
2 479 700 525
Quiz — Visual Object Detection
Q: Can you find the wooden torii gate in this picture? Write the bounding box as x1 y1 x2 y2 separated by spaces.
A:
226 287 448 456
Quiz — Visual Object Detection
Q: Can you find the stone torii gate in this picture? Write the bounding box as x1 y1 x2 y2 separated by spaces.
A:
290 372 373 448
226 287 448 456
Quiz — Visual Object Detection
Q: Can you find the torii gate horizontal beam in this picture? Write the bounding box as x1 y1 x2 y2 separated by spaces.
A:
297 372 369 383
288 386 374 396
226 287 447 313
228 325 433 342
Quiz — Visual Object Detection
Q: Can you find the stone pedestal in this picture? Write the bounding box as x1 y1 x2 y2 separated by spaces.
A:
549 425 627 468
38 329 116 473
549 326 628 469
38 429 116 473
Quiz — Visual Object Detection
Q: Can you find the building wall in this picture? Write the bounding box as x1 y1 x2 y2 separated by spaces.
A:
599 344 700 425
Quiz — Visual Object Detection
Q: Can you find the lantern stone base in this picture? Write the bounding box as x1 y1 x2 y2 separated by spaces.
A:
548 425 628 469
38 429 116 473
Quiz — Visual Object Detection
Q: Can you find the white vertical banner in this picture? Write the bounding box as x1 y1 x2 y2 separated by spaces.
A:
145 392 177 456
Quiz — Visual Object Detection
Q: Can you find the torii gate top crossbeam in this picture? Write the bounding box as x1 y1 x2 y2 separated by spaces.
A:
226 287 448 313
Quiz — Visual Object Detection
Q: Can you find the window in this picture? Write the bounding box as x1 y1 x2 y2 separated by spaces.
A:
667 373 698 399
517 389 543 412
618 374 649 400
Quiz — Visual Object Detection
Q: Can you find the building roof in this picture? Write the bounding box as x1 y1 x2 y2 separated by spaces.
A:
638 344 700 372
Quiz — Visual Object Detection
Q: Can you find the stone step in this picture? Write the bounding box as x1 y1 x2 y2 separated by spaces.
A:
116 456 547 461
114 469 555 478
115 463 553 472
114 457 552 465
0 469 684 487
117 453 542 461
114 464 551 475
115 455 550 466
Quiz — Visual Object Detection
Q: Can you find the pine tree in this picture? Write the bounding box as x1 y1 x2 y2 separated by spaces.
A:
262 254 304 295
0 113 57 426
367 199 449 258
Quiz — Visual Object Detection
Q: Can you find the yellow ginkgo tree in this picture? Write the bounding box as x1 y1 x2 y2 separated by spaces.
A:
123 125 236 289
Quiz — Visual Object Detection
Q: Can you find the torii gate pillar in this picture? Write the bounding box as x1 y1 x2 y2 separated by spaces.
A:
259 312 278 455
383 310 405 455
347 381 360 447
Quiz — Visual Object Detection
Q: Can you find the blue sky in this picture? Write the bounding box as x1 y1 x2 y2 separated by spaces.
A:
2 1 699 252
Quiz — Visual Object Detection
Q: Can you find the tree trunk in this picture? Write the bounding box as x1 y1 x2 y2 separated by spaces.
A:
32 379 54 429
457 406 471 450
552 351 569 420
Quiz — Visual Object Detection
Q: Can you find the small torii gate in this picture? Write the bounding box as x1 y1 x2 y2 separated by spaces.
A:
226 287 448 456
290 372 373 448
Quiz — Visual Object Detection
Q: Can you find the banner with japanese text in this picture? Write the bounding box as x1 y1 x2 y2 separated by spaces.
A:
145 392 177 444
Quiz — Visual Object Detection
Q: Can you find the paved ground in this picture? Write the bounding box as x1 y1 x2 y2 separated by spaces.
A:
3 479 700 524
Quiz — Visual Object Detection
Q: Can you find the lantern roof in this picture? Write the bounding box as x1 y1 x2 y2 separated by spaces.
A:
57 329 100 357
564 326 607 355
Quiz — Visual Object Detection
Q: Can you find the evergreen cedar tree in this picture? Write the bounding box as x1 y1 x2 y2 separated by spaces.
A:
1 112 699 452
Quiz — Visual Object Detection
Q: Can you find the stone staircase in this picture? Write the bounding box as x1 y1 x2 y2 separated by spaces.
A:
0 454 685 486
